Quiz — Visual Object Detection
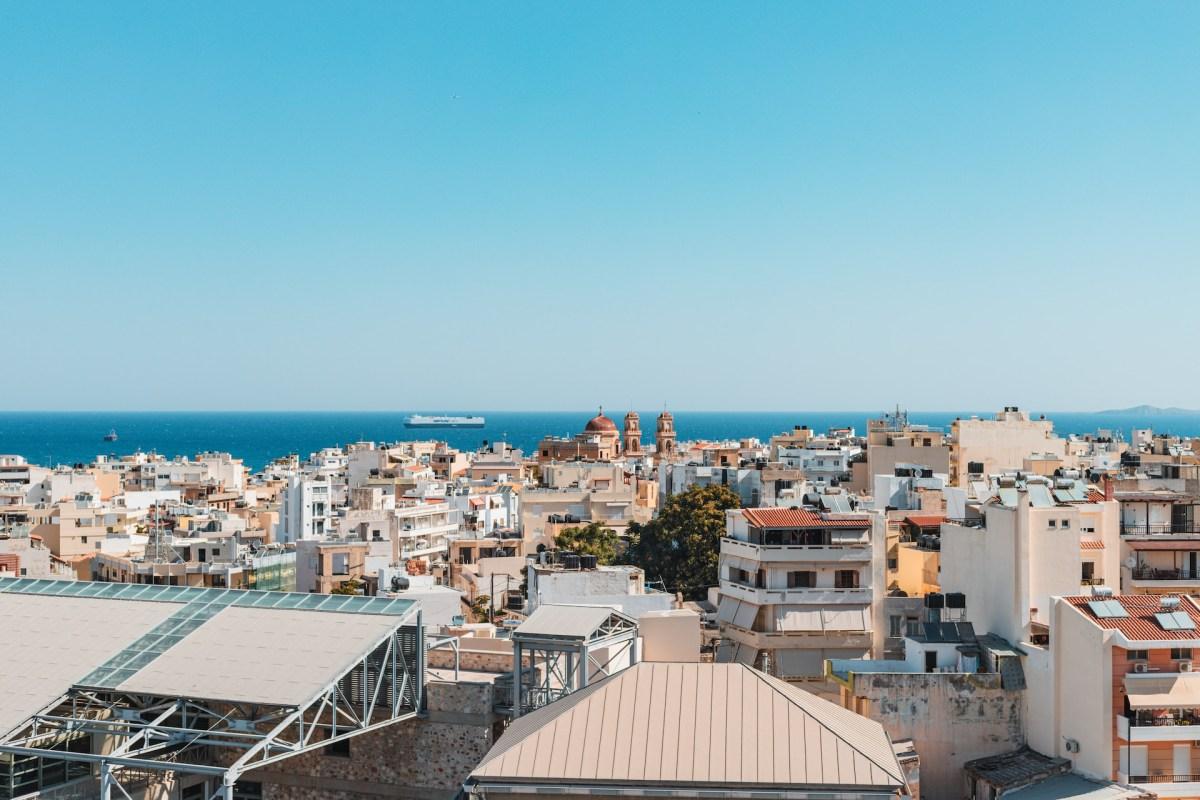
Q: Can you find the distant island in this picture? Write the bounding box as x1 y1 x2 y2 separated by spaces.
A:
1097 405 1200 416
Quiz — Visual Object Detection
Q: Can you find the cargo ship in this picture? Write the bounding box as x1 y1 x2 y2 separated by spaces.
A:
403 415 486 429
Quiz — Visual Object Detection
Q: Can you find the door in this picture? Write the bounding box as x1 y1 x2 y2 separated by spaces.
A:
1129 745 1148 781
1188 552 1199 581
1174 743 1191 780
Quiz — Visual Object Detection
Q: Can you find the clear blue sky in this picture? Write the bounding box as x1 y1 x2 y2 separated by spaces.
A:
2 2 1197 411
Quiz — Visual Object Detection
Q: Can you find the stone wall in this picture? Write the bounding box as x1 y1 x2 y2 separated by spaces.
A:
248 682 498 800
848 672 1023 800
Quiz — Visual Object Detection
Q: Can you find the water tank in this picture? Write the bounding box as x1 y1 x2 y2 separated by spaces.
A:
926 592 945 609
580 554 598 570
946 592 966 609
561 553 581 570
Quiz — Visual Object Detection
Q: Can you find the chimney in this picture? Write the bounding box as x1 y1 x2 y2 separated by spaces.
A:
1102 474 1114 502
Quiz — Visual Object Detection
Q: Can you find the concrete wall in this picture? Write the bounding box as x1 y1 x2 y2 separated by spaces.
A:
846 672 1023 800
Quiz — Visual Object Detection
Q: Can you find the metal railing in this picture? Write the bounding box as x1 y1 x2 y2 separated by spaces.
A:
943 517 986 529
1130 774 1200 783
1131 567 1200 581
1122 524 1200 537
1130 714 1200 727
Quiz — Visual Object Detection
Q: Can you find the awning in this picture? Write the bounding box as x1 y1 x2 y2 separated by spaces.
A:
1129 541 1200 551
822 606 871 632
775 649 825 678
775 605 824 632
1125 675 1200 709
716 598 758 629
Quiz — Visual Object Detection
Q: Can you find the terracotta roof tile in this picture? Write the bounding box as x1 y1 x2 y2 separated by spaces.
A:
742 507 870 529
903 514 945 528
1080 539 1105 550
1065 594 1200 640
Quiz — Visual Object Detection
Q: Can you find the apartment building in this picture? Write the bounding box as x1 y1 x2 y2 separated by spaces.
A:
277 474 333 542
717 506 884 684
859 409 951 491
940 475 1119 645
1041 592 1200 798
949 407 1068 487
772 429 863 487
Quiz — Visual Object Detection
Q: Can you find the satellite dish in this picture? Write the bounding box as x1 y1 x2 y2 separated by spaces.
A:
1125 556 1138 570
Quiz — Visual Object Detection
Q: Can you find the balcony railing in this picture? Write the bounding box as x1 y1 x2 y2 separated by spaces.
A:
1130 774 1200 784
1131 567 1200 581
943 517 986 529
1123 523 1200 537
1130 712 1200 727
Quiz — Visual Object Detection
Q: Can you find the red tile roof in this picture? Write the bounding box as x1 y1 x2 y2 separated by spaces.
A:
904 514 946 528
1128 540 1200 551
1087 489 1106 503
1065 594 1200 640
1079 539 1105 550
742 507 870 529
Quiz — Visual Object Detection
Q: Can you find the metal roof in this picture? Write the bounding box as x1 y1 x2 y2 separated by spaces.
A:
0 593 178 737
0 578 421 737
469 662 907 791
115 606 403 706
0 576 416 616
514 604 634 641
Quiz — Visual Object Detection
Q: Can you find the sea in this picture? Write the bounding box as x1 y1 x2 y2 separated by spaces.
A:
2 410 1200 472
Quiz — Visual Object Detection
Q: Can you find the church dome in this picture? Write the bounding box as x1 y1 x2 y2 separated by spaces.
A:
585 409 618 433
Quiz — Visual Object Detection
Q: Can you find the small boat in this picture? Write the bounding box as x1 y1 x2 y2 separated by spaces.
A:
103 429 118 442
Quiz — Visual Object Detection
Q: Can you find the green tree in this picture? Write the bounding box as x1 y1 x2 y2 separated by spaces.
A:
330 578 362 596
622 484 740 599
554 521 620 564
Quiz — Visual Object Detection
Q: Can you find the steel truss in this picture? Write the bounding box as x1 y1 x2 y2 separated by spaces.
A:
511 610 638 717
0 619 424 800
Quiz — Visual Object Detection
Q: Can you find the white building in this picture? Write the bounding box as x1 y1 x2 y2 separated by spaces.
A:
278 475 332 542
717 506 885 684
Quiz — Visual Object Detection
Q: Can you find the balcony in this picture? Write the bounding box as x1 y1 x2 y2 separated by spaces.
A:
722 623 871 650
1119 713 1200 742
720 578 871 605
721 537 871 563
1123 524 1200 537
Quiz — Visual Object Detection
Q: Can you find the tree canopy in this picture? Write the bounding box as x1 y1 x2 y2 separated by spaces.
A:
621 484 741 599
554 521 620 564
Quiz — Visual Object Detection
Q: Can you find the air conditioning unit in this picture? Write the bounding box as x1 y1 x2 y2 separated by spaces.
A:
1135 662 1150 673
1064 738 1080 754
1181 661 1194 673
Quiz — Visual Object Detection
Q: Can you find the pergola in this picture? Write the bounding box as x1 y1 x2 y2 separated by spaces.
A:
510 604 638 717
0 578 425 800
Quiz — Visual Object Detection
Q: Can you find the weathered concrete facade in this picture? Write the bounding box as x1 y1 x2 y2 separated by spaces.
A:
838 672 1023 800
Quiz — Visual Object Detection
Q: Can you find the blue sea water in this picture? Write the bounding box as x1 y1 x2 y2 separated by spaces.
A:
1 410 1199 471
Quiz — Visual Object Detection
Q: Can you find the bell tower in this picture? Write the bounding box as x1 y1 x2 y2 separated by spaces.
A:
655 409 677 460
623 411 642 455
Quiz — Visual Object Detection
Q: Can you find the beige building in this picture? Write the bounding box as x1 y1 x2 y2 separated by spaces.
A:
949 407 1068 486
859 410 951 492
717 506 885 685
939 475 1119 645
1036 592 1200 799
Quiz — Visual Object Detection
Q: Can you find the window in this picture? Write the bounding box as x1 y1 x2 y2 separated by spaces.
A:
889 615 904 637
232 781 263 800
887 558 898 571
325 738 351 758
1048 520 1056 529
1061 519 1071 529
787 571 816 588
1129 649 1149 661
834 570 859 589
1081 562 1095 582
1172 648 1193 660
80 536 88 544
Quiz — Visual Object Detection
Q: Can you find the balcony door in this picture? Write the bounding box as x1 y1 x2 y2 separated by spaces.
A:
1121 744 1147 780
1175 744 1191 780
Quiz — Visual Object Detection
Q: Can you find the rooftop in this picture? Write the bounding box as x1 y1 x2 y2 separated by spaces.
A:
469 662 907 793
741 506 871 529
1064 593 1200 641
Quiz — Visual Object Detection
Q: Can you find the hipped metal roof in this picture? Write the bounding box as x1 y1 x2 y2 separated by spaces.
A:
469 662 907 791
